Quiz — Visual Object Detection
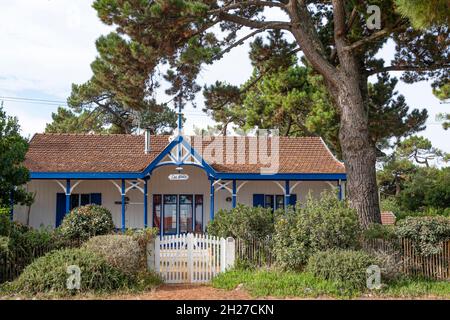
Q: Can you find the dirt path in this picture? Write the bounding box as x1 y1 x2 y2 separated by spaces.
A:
112 284 253 300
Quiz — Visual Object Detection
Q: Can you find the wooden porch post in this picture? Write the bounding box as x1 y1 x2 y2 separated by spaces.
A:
65 179 71 215
232 180 237 208
121 179 126 231
210 179 215 222
285 180 290 209
338 180 343 201
144 178 149 228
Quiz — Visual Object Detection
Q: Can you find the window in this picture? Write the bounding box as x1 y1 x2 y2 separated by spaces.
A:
194 195 203 233
254 194 297 210
81 194 90 206
69 193 101 210
153 195 162 230
275 195 285 210
163 195 177 234
153 194 204 235
179 195 193 234
264 195 274 210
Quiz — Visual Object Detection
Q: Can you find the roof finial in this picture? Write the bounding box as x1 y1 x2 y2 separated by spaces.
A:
177 100 183 134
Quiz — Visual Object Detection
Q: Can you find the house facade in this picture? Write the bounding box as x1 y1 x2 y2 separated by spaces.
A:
12 130 346 236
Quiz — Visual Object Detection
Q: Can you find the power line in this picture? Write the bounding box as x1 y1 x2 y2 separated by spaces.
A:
0 96 67 104
0 98 66 107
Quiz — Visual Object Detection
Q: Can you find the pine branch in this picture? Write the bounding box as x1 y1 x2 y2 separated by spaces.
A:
217 12 291 30
208 1 286 14
368 64 450 76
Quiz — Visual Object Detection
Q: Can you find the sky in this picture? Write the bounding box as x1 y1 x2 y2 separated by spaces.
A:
0 0 448 155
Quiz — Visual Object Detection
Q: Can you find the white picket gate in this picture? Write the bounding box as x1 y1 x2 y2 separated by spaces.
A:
147 233 235 284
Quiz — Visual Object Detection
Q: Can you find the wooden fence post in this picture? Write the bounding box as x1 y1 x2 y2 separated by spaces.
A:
220 237 226 272
146 238 155 271
225 237 235 271
187 233 194 283
154 236 160 273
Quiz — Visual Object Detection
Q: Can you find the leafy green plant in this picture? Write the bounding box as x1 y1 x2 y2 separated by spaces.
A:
364 223 397 241
59 205 115 241
273 191 360 270
396 216 450 255
83 235 143 275
7 248 131 295
207 204 275 241
306 249 378 290
212 269 450 299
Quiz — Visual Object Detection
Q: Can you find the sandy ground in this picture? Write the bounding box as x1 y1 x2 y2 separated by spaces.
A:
2 284 447 300
111 284 253 300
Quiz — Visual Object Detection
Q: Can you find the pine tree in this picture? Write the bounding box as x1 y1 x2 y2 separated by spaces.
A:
90 0 449 228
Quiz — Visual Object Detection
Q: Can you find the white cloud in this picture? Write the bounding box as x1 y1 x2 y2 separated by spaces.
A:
0 1 448 154
0 0 111 98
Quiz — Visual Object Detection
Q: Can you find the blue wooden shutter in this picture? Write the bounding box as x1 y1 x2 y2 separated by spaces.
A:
91 193 102 206
289 194 297 206
55 193 66 227
253 194 264 207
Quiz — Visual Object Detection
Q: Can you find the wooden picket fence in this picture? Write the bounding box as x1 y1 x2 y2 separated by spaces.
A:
236 237 449 280
147 233 235 284
235 237 273 268
363 238 450 280
0 239 81 284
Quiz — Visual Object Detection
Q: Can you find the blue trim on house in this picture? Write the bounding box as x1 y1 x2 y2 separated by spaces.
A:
65 179 71 215
179 137 217 177
28 134 347 181
144 178 148 228
210 179 215 222
141 137 182 176
232 180 237 208
285 180 290 209
121 179 126 231
214 173 347 181
30 172 141 180
30 171 347 181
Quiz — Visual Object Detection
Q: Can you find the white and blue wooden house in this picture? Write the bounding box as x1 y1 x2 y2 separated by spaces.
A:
12 128 346 235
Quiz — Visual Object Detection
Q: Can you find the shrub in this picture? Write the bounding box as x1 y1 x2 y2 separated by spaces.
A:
273 191 360 270
83 235 143 275
0 208 10 235
59 205 115 241
0 236 9 255
306 249 378 290
364 223 397 241
9 248 130 294
380 197 405 218
124 227 159 249
207 204 275 241
371 250 403 281
396 216 450 255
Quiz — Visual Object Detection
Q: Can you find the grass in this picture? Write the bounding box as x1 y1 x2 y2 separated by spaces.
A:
212 269 450 299
381 277 450 298
0 270 163 300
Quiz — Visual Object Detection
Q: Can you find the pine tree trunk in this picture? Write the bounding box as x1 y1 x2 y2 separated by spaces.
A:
337 78 382 228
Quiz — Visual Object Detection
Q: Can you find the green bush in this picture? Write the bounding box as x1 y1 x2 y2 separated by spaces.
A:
380 197 405 218
83 235 143 275
273 191 360 270
59 205 115 241
306 249 378 290
8 248 130 294
363 223 397 240
207 204 275 241
396 216 450 255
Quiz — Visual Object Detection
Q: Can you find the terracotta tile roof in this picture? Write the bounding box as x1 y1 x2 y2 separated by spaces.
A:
381 211 396 225
25 133 345 174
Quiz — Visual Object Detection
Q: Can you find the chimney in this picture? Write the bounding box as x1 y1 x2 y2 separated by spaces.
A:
144 129 151 154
